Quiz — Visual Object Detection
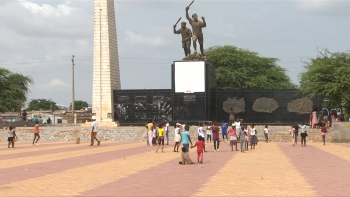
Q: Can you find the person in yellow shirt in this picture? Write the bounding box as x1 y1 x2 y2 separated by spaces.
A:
146 120 153 146
156 123 165 153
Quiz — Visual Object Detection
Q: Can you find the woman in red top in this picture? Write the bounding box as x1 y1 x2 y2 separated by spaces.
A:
33 121 40 145
211 121 220 151
229 125 238 151
191 136 205 164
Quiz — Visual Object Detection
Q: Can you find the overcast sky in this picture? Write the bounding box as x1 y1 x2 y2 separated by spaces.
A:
1 0 349 106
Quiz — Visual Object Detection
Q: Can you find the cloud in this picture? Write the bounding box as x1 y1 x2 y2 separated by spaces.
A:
297 0 350 16
124 30 170 47
42 79 70 89
19 0 76 17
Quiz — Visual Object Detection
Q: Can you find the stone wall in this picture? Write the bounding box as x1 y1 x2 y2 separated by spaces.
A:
331 122 350 143
0 125 333 143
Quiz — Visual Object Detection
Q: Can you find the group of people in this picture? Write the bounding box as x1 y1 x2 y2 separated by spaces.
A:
146 118 275 165
21 110 52 124
5 120 41 148
290 122 328 146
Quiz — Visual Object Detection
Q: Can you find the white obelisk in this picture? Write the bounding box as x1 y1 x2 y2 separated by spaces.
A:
92 0 121 122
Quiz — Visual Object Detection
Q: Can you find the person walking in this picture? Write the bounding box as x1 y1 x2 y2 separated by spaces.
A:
206 122 212 143
197 122 206 152
33 121 40 145
321 126 328 145
221 120 229 143
290 125 295 146
300 122 309 147
229 125 238 151
90 118 101 146
174 128 181 152
156 124 165 153
250 124 258 149
191 136 205 164
7 127 17 148
264 125 270 143
181 125 192 152
212 121 220 151
165 120 170 145
146 120 153 146
294 122 299 145
238 126 246 153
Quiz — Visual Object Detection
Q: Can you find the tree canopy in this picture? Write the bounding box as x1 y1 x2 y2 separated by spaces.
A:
0 68 33 112
70 100 88 110
205 45 296 89
26 99 59 111
299 49 350 118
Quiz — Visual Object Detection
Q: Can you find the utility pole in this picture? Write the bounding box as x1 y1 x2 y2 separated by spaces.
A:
72 55 75 124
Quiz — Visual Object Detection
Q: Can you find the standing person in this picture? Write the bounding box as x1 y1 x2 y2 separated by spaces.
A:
39 117 43 124
152 122 159 146
174 128 181 152
206 122 212 143
191 136 205 164
212 121 220 151
244 125 250 151
33 121 40 145
47 117 52 124
181 125 192 152
294 122 299 145
146 120 153 146
185 5 206 55
32 116 37 123
238 126 246 153
156 124 165 153
7 127 17 148
229 125 238 151
250 124 258 149
290 125 295 146
90 118 101 146
173 22 192 57
221 120 229 143
321 126 328 145
312 109 318 128
229 112 235 126
165 120 170 145
300 122 309 147
197 122 206 152
264 125 270 143
22 110 27 122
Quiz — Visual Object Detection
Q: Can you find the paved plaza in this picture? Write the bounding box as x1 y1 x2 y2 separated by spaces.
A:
0 140 349 196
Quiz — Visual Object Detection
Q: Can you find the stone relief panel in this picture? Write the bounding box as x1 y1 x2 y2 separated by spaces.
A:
287 97 313 114
252 97 279 113
223 97 245 114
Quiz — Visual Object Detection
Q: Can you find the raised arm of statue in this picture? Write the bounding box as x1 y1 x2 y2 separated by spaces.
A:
173 25 178 34
185 6 193 24
201 16 206 27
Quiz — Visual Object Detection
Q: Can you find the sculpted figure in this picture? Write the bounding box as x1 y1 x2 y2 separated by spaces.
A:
185 6 206 55
173 22 192 57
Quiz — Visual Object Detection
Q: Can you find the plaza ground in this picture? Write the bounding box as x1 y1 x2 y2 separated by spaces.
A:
0 140 349 196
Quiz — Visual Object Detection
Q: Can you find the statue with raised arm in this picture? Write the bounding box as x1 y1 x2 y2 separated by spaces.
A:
173 21 192 57
185 5 206 56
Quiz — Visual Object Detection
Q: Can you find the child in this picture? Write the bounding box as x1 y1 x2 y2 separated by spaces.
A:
152 122 158 146
290 125 295 146
156 123 165 153
173 127 181 152
191 136 205 164
221 120 228 143
250 124 258 149
238 126 246 153
229 125 238 151
244 125 250 151
264 125 270 143
33 121 40 145
321 126 327 145
7 127 17 148
212 121 220 151
206 122 212 143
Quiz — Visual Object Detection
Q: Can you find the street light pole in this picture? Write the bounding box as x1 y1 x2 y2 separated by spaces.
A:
72 55 75 124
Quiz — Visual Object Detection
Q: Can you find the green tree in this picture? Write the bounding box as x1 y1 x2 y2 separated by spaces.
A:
299 49 350 119
205 45 296 89
70 100 88 110
27 99 59 111
0 68 33 112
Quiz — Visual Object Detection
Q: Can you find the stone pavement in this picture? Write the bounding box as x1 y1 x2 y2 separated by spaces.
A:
0 140 349 196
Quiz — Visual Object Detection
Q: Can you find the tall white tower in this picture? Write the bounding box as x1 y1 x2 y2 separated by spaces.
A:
92 0 121 122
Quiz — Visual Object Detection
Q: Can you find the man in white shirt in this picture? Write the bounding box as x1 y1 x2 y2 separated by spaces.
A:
165 120 170 145
90 117 101 146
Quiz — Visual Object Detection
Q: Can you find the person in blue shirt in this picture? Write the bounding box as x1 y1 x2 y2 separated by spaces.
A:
181 125 193 152
32 116 36 123
221 120 228 143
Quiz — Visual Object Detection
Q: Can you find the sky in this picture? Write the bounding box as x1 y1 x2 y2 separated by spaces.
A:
1 0 350 106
